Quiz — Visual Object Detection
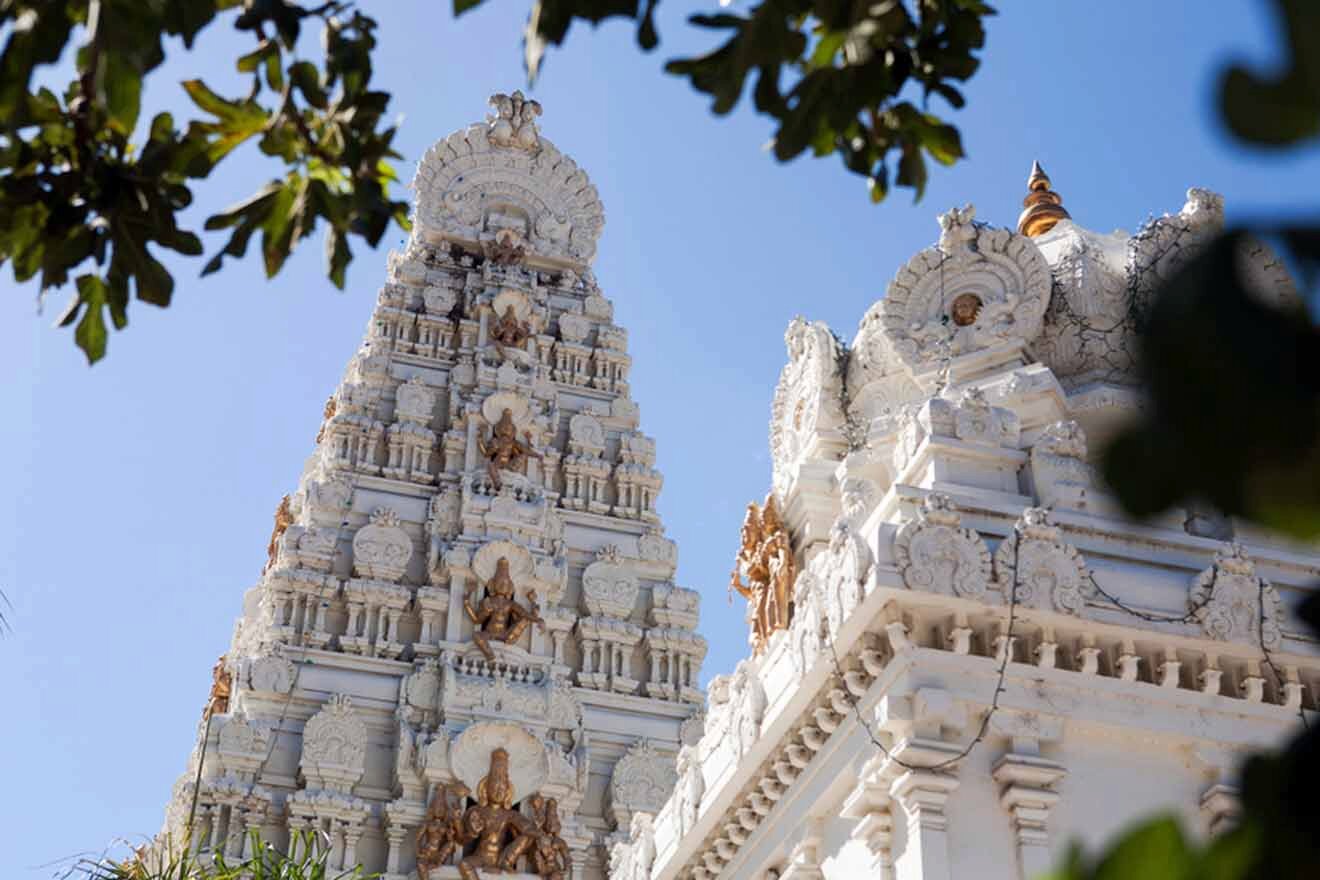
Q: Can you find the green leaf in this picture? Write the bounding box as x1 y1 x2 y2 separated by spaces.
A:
455 0 486 15
101 51 143 137
1092 816 1192 880
289 61 327 110
70 274 111 365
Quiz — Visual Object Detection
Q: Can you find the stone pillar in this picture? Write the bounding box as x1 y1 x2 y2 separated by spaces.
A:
992 755 1067 879
841 754 895 879
385 823 408 875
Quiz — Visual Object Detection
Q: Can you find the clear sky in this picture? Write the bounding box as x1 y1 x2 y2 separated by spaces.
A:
3 2 1318 874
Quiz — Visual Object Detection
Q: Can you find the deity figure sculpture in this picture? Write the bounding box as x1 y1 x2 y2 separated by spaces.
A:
206 655 231 716
264 494 293 572
459 748 532 880
465 557 544 661
315 396 336 443
490 304 531 353
730 493 797 654
417 782 471 879
478 408 542 488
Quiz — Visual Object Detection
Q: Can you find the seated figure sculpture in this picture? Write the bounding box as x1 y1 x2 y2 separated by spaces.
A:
417 782 470 880
479 408 542 489
465 556 544 661
490 304 531 353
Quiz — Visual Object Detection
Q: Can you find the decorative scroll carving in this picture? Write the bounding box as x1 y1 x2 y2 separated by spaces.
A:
995 508 1090 615
769 317 845 495
582 545 640 619
300 694 367 793
608 739 678 828
893 493 991 599
1190 545 1282 650
1029 420 1094 510
729 493 796 654
878 204 1051 369
352 507 413 581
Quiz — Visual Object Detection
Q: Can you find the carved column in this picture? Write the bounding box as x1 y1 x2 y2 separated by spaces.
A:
990 712 1066 880
841 754 896 879
992 756 1066 879
876 690 966 880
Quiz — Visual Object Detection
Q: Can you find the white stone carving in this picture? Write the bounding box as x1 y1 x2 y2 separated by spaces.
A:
995 508 1090 615
450 720 548 801
471 539 535 583
1029 420 1094 510
675 744 704 837
893 493 992 599
1190 544 1283 650
395 376 437 424
300 694 367 794
639 532 679 567
582 544 641 619
879 204 1051 369
352 507 413 581
608 739 679 828
412 95 604 264
247 650 295 694
559 312 591 344
769 317 846 495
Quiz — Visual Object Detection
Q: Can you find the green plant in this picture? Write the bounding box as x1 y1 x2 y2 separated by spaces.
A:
69 830 376 880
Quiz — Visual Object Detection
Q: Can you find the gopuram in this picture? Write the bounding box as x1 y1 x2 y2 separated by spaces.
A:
608 169 1320 880
159 92 706 880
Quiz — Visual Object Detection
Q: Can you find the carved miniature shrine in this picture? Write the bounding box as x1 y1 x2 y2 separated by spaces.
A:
158 92 705 880
609 173 1320 880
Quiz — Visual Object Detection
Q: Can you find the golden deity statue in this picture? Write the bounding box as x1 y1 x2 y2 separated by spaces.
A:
417 783 470 880
490 304 531 352
465 557 544 661
478 408 542 489
730 493 796 654
206 655 232 717
264 494 293 572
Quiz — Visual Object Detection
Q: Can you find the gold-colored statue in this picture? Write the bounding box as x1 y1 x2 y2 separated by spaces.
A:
315 396 336 443
206 655 231 716
416 748 571 880
478 408 542 489
490 304 531 352
264 494 293 572
465 557 544 661
417 783 470 880
730 493 796 654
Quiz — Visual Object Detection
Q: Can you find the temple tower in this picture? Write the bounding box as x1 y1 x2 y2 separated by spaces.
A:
611 179 1320 880
160 92 706 880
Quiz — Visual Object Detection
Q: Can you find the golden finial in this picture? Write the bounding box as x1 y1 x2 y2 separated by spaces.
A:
1017 160 1071 237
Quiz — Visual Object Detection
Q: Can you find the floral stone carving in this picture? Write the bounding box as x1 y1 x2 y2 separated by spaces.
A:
1029 420 1094 510
730 493 796 654
608 738 679 828
995 508 1090 615
352 507 413 581
300 694 367 793
878 204 1051 370
1190 545 1283 650
893 492 992 599
582 544 640 619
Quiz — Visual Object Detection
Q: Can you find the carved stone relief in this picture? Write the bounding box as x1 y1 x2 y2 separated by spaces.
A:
893 493 992 599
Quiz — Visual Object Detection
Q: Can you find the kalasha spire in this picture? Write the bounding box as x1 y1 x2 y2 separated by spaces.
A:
1017 160 1071 236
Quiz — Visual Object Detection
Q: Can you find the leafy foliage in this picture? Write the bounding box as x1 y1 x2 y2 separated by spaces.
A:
1103 0 1320 540
69 830 373 880
1078 2 1320 879
480 0 994 205
0 1 408 364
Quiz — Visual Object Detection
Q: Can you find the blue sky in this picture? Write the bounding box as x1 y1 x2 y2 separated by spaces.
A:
3 2 1319 874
